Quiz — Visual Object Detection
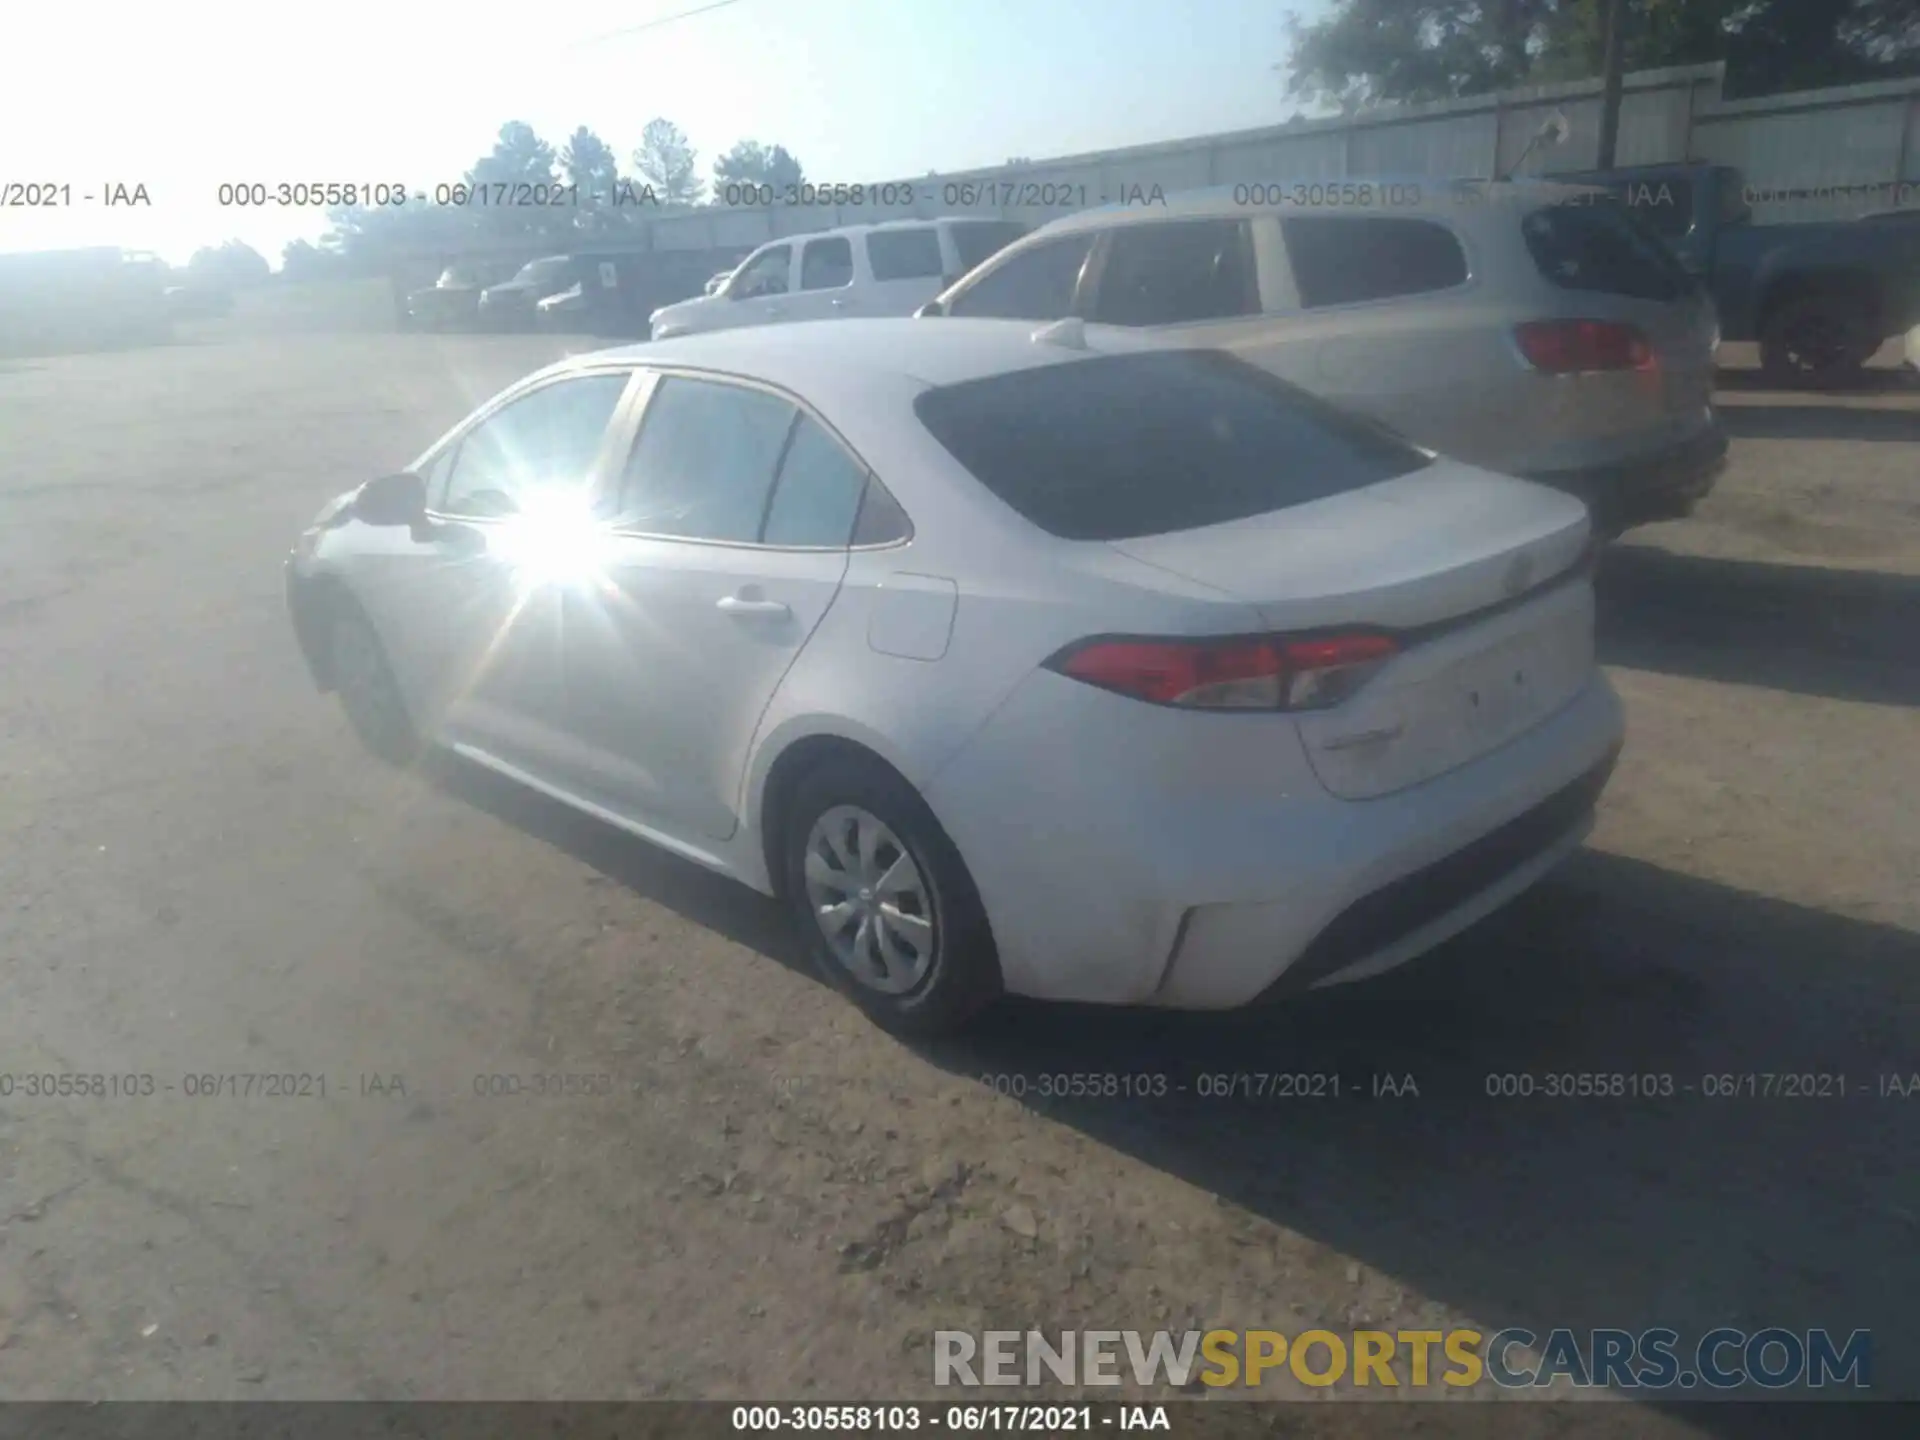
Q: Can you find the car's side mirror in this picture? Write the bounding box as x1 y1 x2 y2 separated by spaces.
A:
355 471 428 527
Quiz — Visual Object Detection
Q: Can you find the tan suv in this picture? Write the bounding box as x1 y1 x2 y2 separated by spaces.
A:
918 180 1725 535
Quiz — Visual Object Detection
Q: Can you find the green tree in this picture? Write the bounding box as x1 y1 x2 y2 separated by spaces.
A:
466 121 566 241
1285 0 1920 105
1285 0 1552 108
562 129 620 197
562 125 626 232
712 140 806 195
188 240 270 287
279 238 342 279
633 118 704 206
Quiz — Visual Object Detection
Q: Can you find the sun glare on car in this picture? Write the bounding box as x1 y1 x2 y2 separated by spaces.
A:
490 487 612 592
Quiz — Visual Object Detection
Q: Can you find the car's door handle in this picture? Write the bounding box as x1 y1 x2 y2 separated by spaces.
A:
716 595 790 618
830 298 849 309
766 303 785 317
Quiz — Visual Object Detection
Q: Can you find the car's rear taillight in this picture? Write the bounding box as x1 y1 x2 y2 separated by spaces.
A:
1046 632 1398 711
1514 319 1655 373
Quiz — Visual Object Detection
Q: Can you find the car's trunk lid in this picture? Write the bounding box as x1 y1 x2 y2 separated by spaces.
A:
1108 462 1596 798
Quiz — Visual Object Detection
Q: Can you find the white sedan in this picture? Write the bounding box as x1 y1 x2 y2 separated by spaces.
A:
286 318 1624 1034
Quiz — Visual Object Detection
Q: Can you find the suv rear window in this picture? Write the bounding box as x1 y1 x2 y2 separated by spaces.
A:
1522 199 1686 302
1605 176 1694 239
913 350 1431 542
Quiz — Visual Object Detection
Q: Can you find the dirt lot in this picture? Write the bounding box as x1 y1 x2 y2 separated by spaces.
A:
0 331 1915 1432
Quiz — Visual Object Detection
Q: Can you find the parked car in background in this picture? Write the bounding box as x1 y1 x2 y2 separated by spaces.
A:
649 217 1027 339
479 256 581 329
164 281 234 320
286 318 1622 1035
534 251 742 337
406 264 501 330
536 282 589 330
1572 162 1920 387
918 182 1724 536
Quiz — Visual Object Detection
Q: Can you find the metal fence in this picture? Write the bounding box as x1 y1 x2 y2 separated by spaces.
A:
627 60 1919 251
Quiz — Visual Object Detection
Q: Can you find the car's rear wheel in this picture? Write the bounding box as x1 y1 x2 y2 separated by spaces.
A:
780 759 1000 1036
329 604 418 766
1760 294 1874 389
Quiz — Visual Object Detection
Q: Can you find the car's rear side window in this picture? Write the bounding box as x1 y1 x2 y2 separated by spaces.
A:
867 228 945 282
1281 216 1467 308
949 220 1029 273
913 350 1431 542
1522 200 1684 302
1091 219 1258 327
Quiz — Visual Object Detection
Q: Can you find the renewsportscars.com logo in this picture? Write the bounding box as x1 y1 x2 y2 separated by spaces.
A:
933 1328 1872 1391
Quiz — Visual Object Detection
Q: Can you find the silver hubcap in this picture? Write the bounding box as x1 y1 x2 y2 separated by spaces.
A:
802 805 935 995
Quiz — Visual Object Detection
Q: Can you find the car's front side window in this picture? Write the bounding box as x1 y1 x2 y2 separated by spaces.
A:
616 376 797 542
438 372 631 519
947 234 1095 320
730 247 791 299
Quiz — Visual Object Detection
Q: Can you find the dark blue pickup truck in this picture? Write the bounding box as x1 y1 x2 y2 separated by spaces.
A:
1571 162 1920 387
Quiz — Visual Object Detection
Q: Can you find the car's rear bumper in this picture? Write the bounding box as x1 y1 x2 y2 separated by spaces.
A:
925 664 1626 1010
1522 417 1728 535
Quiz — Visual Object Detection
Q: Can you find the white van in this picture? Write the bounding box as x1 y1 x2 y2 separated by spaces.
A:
649 217 1026 340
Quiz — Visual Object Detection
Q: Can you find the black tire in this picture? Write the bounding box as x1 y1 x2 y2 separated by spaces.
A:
780 758 1001 1037
1759 294 1874 389
328 602 419 766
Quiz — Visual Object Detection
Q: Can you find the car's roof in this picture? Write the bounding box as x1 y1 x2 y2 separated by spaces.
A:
1028 177 1605 237
753 214 1019 246
562 317 1151 394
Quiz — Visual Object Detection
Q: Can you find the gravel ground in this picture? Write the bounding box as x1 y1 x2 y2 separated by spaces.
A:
0 332 1915 1434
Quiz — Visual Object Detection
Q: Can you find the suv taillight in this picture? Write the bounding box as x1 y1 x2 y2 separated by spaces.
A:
1045 632 1398 711
1514 319 1655 373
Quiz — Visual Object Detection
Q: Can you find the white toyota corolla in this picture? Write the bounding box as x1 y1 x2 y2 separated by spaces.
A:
287 318 1624 1034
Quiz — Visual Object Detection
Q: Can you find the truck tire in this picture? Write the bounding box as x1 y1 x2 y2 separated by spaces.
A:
1759 293 1875 389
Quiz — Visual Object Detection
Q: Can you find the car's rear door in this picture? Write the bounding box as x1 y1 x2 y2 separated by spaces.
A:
862 226 950 314
554 371 866 841
1081 216 1268 348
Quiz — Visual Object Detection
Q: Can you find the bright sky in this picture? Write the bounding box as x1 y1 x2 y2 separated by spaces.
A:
1 0 1321 266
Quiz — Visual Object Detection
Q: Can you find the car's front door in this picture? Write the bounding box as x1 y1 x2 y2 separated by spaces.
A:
355 369 639 772
786 234 858 322
717 244 796 329
556 372 868 841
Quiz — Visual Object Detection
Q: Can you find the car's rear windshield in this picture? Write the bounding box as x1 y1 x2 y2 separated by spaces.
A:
913 350 1432 542
1522 198 1689 303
